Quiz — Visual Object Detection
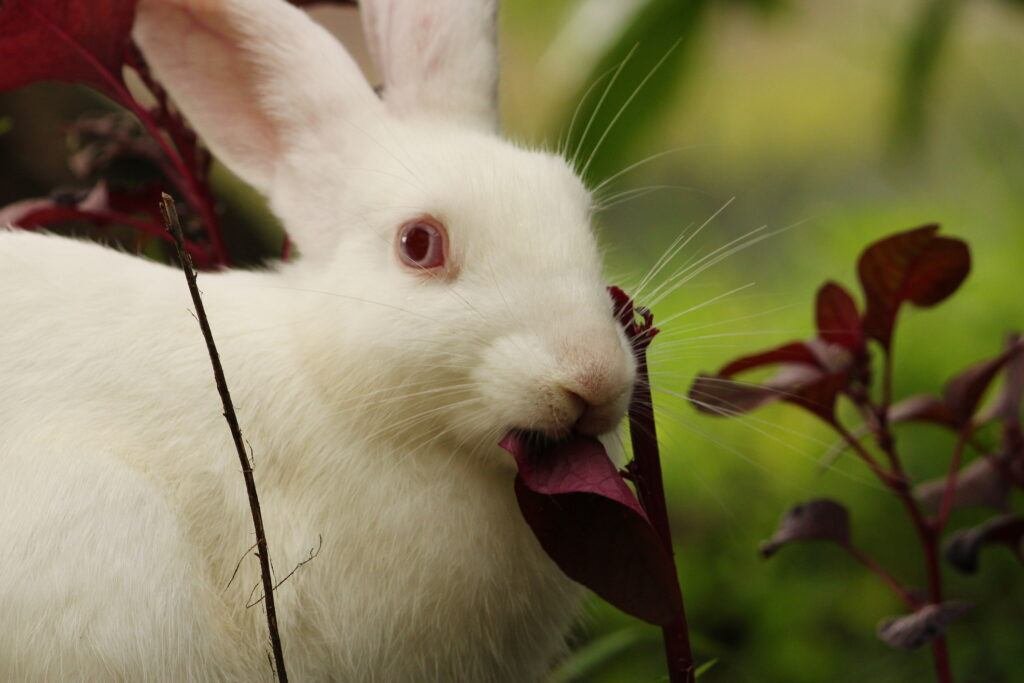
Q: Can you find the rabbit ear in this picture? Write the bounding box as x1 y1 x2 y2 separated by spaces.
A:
133 0 383 195
361 0 500 131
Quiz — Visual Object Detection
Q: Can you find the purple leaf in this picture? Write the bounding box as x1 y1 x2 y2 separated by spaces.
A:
888 394 956 428
978 333 1024 425
876 602 972 650
914 457 1011 515
944 514 1024 574
687 374 778 416
688 352 847 421
857 225 971 349
760 499 851 558
500 432 681 626
774 368 849 422
719 342 821 378
0 0 139 97
943 342 1024 427
0 183 214 267
816 281 863 351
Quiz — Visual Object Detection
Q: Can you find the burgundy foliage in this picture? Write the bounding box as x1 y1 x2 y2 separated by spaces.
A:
501 288 696 680
0 0 138 96
688 281 870 423
689 224 1022 682
857 224 970 350
759 498 851 558
0 1 366 266
876 602 973 651
944 514 1024 574
499 433 681 626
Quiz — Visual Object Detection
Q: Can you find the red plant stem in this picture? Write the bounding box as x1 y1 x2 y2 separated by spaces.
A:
628 352 695 683
125 45 227 263
841 543 917 609
832 422 899 488
836 416 952 683
25 5 229 265
935 429 972 531
160 195 287 682
17 206 212 266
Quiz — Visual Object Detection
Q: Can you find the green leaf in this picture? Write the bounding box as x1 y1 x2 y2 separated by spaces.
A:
548 626 656 682
892 0 960 150
0 116 11 136
561 0 711 187
695 658 719 678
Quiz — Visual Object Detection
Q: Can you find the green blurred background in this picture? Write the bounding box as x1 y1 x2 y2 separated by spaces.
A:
2 0 1022 680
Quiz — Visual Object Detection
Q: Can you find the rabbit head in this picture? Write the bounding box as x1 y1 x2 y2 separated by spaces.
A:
134 0 636 454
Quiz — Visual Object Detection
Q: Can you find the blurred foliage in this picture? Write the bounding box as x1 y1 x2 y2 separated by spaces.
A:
561 0 711 185
2 0 1023 681
893 0 960 150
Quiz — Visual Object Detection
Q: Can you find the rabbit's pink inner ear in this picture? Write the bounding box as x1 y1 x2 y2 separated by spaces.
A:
360 0 500 131
134 1 279 189
133 0 382 195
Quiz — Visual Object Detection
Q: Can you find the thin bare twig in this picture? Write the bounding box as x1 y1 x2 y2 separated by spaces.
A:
160 194 289 683
248 535 324 608
224 541 259 592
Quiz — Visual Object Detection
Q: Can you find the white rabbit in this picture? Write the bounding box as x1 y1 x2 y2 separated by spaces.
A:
0 0 637 680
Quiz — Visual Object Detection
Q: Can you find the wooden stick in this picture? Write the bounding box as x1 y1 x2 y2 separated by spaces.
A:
160 194 289 682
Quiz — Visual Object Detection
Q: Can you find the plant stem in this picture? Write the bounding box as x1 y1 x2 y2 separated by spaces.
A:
835 416 952 683
841 543 917 609
628 343 694 683
935 429 972 531
23 3 228 265
160 195 288 682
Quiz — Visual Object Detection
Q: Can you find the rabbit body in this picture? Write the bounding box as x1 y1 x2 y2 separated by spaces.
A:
0 0 635 680
0 230 582 681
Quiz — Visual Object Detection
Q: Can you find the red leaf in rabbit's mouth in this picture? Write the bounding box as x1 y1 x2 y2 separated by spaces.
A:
499 431 681 625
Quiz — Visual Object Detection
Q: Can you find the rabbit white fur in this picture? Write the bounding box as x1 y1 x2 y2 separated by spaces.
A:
0 0 636 680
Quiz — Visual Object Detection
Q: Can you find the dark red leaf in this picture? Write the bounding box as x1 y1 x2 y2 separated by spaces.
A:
499 433 681 625
0 0 139 97
943 342 1024 426
719 341 821 378
0 183 214 267
816 281 863 351
876 602 972 650
914 457 1010 515
776 368 848 422
689 352 847 423
888 394 956 428
687 374 778 416
944 514 1024 574
760 499 851 557
977 333 1024 425
857 225 970 349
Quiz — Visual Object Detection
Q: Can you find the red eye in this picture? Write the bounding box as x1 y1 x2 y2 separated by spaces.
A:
397 217 448 270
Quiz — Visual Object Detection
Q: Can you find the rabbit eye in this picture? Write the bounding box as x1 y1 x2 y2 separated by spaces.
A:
397 218 447 270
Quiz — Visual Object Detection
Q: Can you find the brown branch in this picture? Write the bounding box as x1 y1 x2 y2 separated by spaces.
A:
247 535 324 609
159 194 289 683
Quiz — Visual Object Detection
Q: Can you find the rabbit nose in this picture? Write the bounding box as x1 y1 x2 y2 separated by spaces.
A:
559 353 634 436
